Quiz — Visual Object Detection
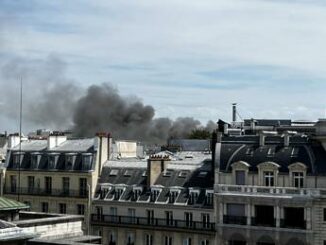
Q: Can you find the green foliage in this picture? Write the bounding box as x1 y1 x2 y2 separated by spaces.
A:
188 129 211 139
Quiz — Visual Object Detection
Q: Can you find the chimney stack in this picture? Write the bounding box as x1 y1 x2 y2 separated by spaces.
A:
47 131 67 149
8 133 20 149
147 155 170 187
232 103 237 123
95 132 110 176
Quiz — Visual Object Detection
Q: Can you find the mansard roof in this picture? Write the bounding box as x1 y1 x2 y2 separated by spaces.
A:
219 135 326 174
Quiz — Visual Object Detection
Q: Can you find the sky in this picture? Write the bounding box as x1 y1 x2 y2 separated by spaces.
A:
1 0 326 132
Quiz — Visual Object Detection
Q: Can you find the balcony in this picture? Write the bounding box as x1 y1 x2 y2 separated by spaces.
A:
251 217 276 227
223 215 247 225
215 184 325 198
91 214 215 232
280 219 306 230
4 187 88 198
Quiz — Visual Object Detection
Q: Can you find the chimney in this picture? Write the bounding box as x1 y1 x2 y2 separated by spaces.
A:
96 132 109 176
47 131 67 149
259 131 278 147
232 103 237 123
8 133 20 149
284 131 297 147
147 155 170 187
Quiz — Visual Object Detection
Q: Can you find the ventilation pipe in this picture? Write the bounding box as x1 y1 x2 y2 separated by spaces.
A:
259 131 277 146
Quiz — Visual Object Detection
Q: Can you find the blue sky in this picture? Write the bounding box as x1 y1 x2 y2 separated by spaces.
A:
1 0 326 129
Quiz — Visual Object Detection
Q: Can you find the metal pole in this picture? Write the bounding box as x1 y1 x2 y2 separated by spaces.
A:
18 77 23 201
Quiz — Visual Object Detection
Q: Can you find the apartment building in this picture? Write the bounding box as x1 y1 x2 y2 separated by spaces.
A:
3 132 109 217
213 119 326 245
91 141 215 245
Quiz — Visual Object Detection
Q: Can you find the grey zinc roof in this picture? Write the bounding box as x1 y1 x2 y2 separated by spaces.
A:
49 138 94 152
12 140 47 151
168 139 211 151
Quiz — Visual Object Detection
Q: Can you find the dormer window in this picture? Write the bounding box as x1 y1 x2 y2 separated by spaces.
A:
65 154 76 170
82 154 93 170
169 190 179 203
188 191 199 205
133 188 142 201
124 170 133 177
114 188 124 200
13 153 23 168
150 189 160 202
288 162 307 188
48 154 58 169
205 191 213 206
31 154 40 169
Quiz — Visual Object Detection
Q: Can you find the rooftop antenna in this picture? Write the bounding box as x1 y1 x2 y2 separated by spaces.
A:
18 76 23 201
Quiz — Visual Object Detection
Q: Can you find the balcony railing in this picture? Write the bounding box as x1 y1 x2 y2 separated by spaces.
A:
4 187 88 198
223 215 247 225
91 214 215 231
251 217 276 227
215 184 324 198
280 219 306 230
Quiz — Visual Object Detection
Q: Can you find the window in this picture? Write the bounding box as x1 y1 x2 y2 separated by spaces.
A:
110 207 117 216
178 171 188 178
185 212 193 228
48 155 56 169
188 191 198 205
27 176 34 193
235 170 245 185
109 231 116 245
10 175 17 193
109 169 119 176
164 236 172 245
145 234 153 245
42 202 49 213
62 177 70 195
201 240 209 245
13 153 22 168
169 191 178 203
45 176 52 194
95 206 103 220
246 147 254 156
82 154 92 170
59 203 66 214
291 147 299 157
163 170 172 177
323 208 326 221
225 204 246 225
205 192 213 206
124 170 133 176
183 238 192 245
150 189 160 202
165 211 173 226
132 188 141 201
293 172 304 188
128 208 136 223
267 147 275 157
65 154 74 170
79 178 87 197
263 171 274 187
31 154 39 169
202 213 210 229
126 233 135 245
77 204 85 215
147 209 154 225
198 171 208 178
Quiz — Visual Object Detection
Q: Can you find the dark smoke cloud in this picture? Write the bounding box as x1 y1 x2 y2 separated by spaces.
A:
73 83 216 143
0 55 216 143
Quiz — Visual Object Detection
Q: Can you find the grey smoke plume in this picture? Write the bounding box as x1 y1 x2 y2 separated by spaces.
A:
0 56 216 143
73 84 216 143
0 56 80 131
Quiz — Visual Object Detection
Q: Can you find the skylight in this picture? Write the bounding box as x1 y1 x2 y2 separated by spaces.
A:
124 170 133 176
178 171 188 178
109 169 119 176
163 170 172 177
198 171 208 178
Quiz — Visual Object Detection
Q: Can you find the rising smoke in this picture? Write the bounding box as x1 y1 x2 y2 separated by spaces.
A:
0 56 216 144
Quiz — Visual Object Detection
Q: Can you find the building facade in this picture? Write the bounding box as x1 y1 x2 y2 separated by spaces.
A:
91 145 215 245
3 132 109 219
